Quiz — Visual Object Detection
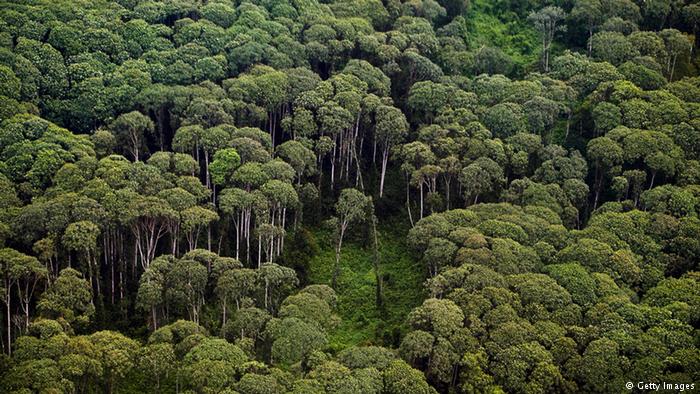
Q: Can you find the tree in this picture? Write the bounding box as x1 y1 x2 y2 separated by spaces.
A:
483 102 527 138
491 341 563 393
223 306 270 343
128 196 178 270
137 255 173 330
183 338 247 392
138 343 176 393
684 3 700 50
265 317 328 365
110 111 154 162
524 96 560 140
375 105 408 197
590 31 638 65
383 360 437 394
396 141 437 224
528 6 567 72
592 102 622 135
459 157 504 205
90 330 140 394
276 140 317 185
209 148 241 187
571 0 604 55
331 189 372 288
0 248 47 354
181 206 219 252
258 263 298 312
578 338 627 392
2 358 70 393
587 136 623 209
659 29 691 81
237 373 285 394
473 46 514 75
219 188 256 261
38 268 94 328
166 258 208 324
62 221 101 296
216 268 257 326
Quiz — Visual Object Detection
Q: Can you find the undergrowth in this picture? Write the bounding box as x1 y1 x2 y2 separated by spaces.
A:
307 216 425 352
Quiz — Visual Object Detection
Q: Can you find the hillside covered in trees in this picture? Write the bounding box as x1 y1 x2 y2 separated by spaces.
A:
0 0 699 392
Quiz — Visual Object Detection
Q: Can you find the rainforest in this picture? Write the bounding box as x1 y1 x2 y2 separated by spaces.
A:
0 0 699 393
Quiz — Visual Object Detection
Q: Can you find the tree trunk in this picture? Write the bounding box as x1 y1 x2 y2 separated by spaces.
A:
670 55 678 81
419 183 424 219
371 216 383 308
264 278 269 311
5 288 11 355
332 225 346 289
152 306 158 330
379 149 389 197
222 299 227 327
406 176 414 227
593 171 603 210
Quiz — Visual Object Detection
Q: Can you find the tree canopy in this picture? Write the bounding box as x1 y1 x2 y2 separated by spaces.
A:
0 0 699 392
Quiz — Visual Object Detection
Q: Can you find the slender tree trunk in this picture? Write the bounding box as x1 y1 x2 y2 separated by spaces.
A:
331 137 337 189
670 55 678 81
246 211 251 264
264 278 269 311
332 225 346 289
207 225 211 251
371 216 383 308
222 299 227 327
5 288 11 356
152 306 158 330
235 215 240 260
419 183 424 219
372 137 377 164
379 149 389 197
406 176 414 227
593 171 603 210
445 178 452 210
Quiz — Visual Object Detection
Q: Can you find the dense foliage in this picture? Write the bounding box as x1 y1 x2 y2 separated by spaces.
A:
0 0 699 392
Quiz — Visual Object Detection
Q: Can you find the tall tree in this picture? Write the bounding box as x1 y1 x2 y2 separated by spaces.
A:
110 111 154 162
375 105 408 197
528 6 567 72
37 268 94 328
331 189 372 288
571 0 604 56
62 221 101 296
659 29 691 81
0 248 46 354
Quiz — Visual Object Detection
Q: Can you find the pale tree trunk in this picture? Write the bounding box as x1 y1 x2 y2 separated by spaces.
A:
332 224 346 289
419 183 424 219
406 175 414 227
371 216 383 307
264 278 269 311
152 306 158 330
379 148 389 197
5 285 11 356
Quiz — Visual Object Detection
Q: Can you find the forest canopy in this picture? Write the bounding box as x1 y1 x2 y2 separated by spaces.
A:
0 0 699 393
